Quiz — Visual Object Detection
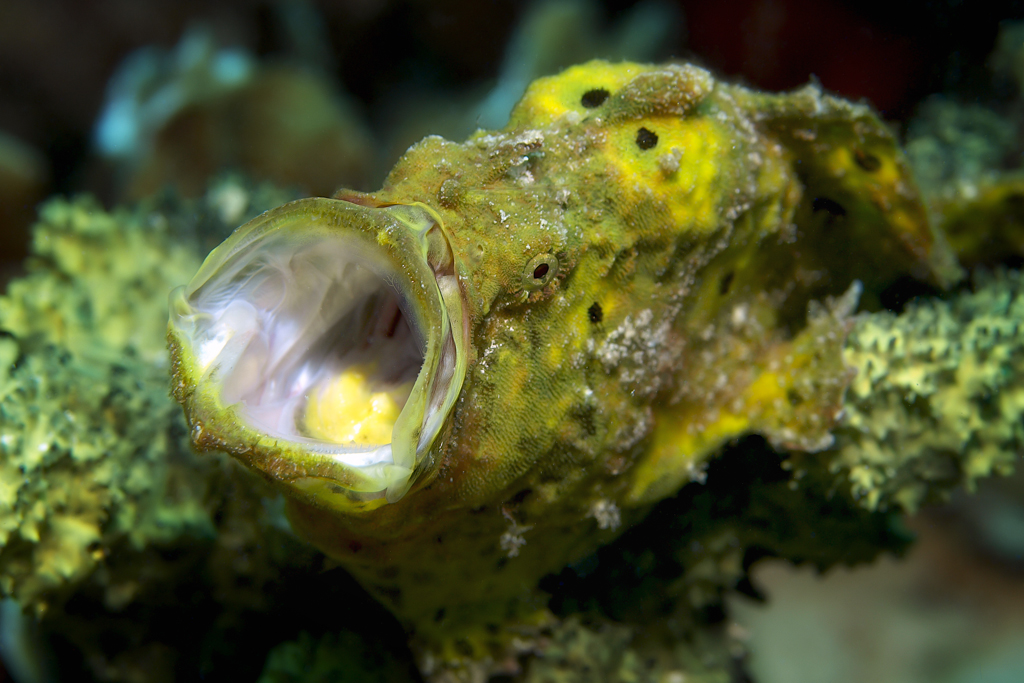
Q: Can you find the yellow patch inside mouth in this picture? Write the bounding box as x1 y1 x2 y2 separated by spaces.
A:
303 368 413 445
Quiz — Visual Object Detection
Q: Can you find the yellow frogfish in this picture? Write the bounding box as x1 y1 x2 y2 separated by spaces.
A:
167 61 956 659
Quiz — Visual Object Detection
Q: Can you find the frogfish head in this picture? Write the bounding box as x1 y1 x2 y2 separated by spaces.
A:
167 197 467 509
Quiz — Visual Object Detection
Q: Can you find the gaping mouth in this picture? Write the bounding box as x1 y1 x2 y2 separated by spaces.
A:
168 198 466 506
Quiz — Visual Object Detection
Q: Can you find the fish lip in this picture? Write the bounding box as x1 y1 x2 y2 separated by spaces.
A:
167 197 467 505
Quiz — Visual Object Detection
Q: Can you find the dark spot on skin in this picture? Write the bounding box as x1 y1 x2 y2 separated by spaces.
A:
533 263 550 279
854 149 882 172
719 271 735 296
434 608 447 622
588 302 603 323
373 584 402 607
636 127 658 150
812 196 846 217
581 88 610 108
510 488 533 505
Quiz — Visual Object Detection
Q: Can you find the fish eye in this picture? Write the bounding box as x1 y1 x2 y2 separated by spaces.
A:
522 253 559 291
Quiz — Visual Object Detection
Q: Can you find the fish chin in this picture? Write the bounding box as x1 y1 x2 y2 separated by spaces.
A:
168 198 466 506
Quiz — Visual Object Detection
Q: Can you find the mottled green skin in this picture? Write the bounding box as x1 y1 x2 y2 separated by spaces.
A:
258 61 954 658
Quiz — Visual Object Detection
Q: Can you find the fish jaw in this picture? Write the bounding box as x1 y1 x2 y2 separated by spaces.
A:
167 197 467 507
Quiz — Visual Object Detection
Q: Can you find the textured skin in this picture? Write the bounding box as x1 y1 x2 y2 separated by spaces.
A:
172 61 955 659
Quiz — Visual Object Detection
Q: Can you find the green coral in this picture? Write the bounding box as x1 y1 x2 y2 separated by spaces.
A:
833 270 1024 512
0 196 199 362
0 185 301 609
0 187 376 682
905 97 1016 202
0 196 209 611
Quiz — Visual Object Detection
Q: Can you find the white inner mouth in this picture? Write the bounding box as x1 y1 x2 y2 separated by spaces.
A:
186 233 426 467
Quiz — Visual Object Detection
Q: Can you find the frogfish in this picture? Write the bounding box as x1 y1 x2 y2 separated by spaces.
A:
167 61 956 662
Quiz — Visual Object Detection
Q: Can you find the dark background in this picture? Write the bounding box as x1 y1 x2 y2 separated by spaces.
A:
1 0 1023 272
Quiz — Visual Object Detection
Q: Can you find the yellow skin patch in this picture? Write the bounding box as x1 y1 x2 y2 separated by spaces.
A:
604 116 725 232
303 368 411 445
509 61 648 126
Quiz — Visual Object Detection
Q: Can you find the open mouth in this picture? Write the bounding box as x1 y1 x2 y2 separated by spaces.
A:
168 198 466 505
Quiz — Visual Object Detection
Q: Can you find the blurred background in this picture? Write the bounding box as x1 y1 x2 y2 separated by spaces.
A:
3 0 1024 266
3 1 1024 682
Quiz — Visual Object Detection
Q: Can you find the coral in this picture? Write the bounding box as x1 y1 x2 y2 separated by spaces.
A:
0 196 199 362
0 189 318 682
905 97 1016 202
831 269 1024 512
0 196 205 610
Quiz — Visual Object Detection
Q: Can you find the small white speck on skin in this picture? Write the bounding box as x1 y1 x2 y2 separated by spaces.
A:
588 499 621 530
731 303 749 329
500 508 533 558
658 147 683 175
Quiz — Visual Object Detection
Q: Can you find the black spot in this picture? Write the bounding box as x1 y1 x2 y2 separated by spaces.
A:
636 127 658 150
786 389 802 406
510 488 533 505
588 302 603 323
581 88 610 108
854 149 882 172
533 262 550 279
434 608 447 622
812 196 846 217
719 271 735 296
878 275 942 313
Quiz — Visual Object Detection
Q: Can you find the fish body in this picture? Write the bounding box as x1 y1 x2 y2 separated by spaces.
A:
168 61 954 652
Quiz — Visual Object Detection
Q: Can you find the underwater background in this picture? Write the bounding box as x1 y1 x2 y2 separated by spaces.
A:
3 1 1024 681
